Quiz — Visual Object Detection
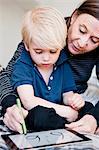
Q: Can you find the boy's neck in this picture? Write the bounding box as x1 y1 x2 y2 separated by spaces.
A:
37 65 53 85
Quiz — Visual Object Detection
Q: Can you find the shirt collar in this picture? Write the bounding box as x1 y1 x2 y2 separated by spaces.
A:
19 47 34 67
55 48 69 66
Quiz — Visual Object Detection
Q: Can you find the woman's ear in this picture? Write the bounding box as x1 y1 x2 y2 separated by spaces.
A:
70 9 79 25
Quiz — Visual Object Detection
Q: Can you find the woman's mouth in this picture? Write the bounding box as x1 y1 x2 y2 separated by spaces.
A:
68 42 81 54
72 43 80 52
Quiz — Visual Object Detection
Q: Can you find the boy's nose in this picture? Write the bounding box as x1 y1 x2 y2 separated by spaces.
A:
43 54 50 61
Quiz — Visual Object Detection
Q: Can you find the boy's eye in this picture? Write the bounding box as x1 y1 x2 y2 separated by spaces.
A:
35 50 42 54
50 48 58 54
50 51 57 54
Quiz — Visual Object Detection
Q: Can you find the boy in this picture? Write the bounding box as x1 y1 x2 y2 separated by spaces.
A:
11 7 85 132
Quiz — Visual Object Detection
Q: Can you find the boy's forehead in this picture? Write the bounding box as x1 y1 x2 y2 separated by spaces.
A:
30 42 59 51
33 47 59 52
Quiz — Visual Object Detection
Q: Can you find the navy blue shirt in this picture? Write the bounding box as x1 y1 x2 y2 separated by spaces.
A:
11 48 76 104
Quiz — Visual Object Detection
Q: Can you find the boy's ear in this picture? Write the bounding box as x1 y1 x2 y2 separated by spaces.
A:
70 9 79 25
24 43 29 51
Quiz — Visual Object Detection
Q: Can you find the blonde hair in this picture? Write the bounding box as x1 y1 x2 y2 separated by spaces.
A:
21 7 67 50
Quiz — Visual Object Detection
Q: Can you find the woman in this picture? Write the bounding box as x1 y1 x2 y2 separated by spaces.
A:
1 0 99 133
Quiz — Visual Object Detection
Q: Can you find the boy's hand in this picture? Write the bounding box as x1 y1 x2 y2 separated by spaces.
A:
67 93 85 110
66 106 78 122
59 105 78 122
3 105 28 133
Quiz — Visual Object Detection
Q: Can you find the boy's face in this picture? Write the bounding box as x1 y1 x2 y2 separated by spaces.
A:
27 42 61 69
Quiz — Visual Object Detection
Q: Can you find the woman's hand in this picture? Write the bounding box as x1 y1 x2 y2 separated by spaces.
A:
95 127 99 135
65 114 97 133
3 105 28 133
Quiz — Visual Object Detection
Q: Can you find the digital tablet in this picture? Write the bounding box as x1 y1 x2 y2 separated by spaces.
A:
2 128 91 150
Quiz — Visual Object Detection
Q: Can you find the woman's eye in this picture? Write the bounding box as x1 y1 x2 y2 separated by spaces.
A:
79 29 86 34
91 40 96 44
79 25 86 34
91 38 98 44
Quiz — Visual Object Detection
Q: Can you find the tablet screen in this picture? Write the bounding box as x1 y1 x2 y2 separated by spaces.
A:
2 128 91 149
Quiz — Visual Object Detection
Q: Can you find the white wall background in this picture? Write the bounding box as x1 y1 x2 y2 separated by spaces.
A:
0 0 84 67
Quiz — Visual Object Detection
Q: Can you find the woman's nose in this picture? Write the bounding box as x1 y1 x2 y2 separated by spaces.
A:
78 36 89 48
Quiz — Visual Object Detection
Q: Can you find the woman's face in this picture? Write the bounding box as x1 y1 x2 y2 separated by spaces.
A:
67 13 99 55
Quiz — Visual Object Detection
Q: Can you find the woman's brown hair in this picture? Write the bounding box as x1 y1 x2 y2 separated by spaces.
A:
66 0 99 29
78 0 99 20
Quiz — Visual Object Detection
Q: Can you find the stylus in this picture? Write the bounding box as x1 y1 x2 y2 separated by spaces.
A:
16 98 27 134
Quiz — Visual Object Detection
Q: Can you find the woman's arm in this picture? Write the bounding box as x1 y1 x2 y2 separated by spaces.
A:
0 42 24 115
65 102 99 133
87 101 99 126
0 69 18 115
5 42 23 77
